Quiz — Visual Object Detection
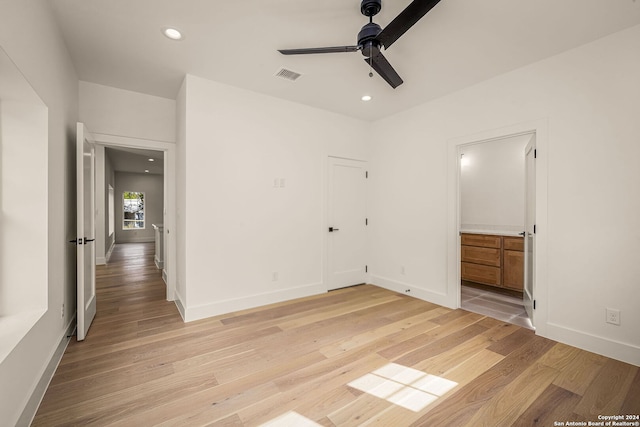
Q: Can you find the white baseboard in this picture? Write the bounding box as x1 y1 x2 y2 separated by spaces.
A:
183 282 326 322
96 256 106 265
370 275 455 309
17 316 75 427
544 322 640 367
162 269 167 285
173 289 186 321
105 240 115 263
154 255 164 270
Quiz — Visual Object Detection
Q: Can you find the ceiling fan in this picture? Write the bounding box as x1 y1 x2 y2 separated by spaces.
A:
278 0 442 89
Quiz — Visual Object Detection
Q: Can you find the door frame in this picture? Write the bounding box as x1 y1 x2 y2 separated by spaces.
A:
446 119 548 336
92 133 177 302
523 138 536 324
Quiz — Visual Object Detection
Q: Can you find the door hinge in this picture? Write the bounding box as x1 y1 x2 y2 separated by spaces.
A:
365 218 368 226
533 300 536 310
533 224 536 234
365 171 368 179
534 149 537 159
365 265 368 273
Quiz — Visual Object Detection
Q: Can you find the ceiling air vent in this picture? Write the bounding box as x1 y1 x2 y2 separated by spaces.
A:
275 68 302 82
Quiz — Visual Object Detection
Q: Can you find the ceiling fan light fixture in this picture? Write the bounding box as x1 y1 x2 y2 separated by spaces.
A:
162 27 183 41
361 95 372 101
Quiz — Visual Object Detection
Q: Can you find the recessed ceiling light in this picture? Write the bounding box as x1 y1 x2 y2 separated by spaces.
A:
148 158 155 162
144 169 150 173
361 95 372 102
162 27 183 41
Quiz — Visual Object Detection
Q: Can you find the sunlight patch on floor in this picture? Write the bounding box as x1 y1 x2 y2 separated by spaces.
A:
347 363 458 412
258 411 322 427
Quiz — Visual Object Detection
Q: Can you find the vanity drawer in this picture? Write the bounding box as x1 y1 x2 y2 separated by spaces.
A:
503 236 524 251
461 233 501 248
461 262 501 286
461 245 501 267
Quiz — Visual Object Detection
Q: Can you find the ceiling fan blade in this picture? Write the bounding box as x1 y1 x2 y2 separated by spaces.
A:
366 52 404 88
376 0 441 49
278 46 359 55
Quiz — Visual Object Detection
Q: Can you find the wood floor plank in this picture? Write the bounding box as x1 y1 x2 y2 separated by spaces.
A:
377 311 485 361
620 368 640 414
462 362 560 426
512 384 582 426
552 349 608 396
573 358 638 419
32 243 640 426
395 323 489 367
319 309 445 358
409 335 556 426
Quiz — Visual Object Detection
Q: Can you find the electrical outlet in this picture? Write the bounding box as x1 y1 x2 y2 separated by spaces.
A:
606 308 620 325
61 303 64 318
405 289 411 293
272 272 278 281
401 266 406 275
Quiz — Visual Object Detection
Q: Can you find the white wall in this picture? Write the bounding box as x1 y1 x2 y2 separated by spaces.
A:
0 0 79 425
114 172 164 243
369 24 640 365
79 80 175 142
178 75 368 320
175 79 187 306
460 134 530 234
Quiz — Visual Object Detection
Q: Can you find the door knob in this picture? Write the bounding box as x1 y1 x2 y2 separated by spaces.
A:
518 231 526 236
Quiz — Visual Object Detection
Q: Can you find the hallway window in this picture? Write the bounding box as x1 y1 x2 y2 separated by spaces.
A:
123 191 145 229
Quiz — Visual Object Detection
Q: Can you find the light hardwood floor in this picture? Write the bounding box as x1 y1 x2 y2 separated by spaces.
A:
33 243 639 426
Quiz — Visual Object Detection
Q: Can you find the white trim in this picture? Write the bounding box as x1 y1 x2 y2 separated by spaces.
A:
154 255 164 269
546 322 640 367
183 282 326 322
17 316 75 427
92 133 177 302
446 119 549 333
105 239 115 263
173 288 186 321
370 275 454 309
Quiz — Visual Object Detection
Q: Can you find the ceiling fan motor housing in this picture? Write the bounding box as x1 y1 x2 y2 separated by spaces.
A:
361 0 382 17
358 22 382 56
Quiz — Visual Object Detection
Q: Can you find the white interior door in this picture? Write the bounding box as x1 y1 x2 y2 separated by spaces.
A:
327 157 367 290
76 122 97 341
523 136 536 324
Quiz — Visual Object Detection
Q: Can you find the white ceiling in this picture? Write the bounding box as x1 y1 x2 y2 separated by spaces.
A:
50 0 640 121
106 147 164 175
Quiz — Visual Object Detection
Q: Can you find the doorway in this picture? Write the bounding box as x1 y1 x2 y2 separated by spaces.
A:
92 133 176 302
458 133 533 328
98 146 165 270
